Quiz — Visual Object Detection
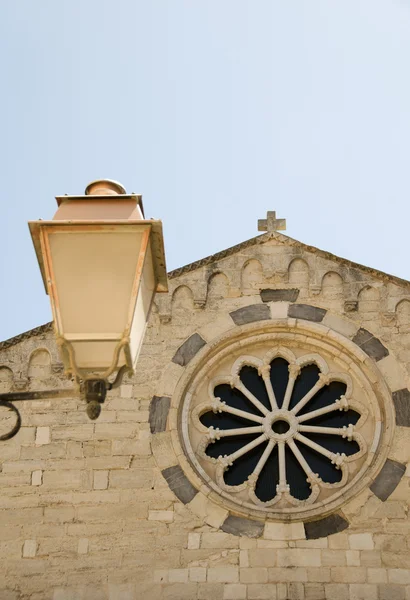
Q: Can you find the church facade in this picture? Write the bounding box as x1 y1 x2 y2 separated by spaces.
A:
1 215 410 599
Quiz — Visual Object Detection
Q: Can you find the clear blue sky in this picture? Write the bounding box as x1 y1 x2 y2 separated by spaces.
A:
1 1 410 341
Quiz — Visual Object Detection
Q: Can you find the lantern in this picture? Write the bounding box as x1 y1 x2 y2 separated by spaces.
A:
29 180 168 417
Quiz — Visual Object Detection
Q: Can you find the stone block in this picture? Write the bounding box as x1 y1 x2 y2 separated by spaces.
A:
120 384 133 398
247 584 278 599
288 303 326 322
188 491 228 528
22 539 37 558
248 548 277 567
260 288 299 302
201 532 238 549
189 567 206 582
223 583 247 599
148 510 174 523
221 514 264 538
379 584 405 600
93 470 108 490
346 550 360 566
305 583 325 600
306 567 331 582
270 301 290 319
240 567 269 584
349 584 378 600
331 567 366 583
207 567 239 583
352 328 389 362
168 569 188 583
321 550 346 567
198 583 223 600
388 569 410 585
162 465 198 504
328 533 349 550
172 333 206 366
324 584 349 600
109 469 153 489
392 389 410 427
265 521 305 541
187 533 201 550
230 304 271 325
304 514 349 541
288 582 305 599
35 426 50 446
370 458 406 501
149 396 171 433
367 567 387 583
31 470 43 486
277 548 321 567
348 533 374 550
77 538 88 555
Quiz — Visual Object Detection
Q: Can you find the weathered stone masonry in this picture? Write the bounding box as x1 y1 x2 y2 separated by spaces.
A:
1 230 410 599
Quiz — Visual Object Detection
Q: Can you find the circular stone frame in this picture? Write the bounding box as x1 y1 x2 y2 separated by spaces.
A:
162 317 396 523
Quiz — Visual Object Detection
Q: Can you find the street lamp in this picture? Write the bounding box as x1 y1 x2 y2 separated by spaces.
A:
27 179 168 419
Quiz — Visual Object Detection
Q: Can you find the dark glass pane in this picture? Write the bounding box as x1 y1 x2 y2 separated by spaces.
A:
200 410 258 430
297 441 342 484
304 432 360 457
239 366 270 411
205 433 261 460
289 364 321 410
224 440 268 487
255 444 279 502
214 384 258 415
298 381 347 416
286 446 311 500
269 358 289 408
306 409 360 429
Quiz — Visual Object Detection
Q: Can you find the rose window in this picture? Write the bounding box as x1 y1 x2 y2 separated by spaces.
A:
185 344 376 516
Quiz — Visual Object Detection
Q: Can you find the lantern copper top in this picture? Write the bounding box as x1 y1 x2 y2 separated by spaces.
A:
85 179 127 196
53 179 144 221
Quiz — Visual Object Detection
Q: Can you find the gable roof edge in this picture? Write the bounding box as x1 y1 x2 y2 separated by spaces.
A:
168 231 410 288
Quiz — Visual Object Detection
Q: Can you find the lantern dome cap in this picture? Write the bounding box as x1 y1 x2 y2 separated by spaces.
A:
85 179 126 196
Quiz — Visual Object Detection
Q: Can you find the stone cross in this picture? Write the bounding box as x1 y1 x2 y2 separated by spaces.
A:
258 211 286 233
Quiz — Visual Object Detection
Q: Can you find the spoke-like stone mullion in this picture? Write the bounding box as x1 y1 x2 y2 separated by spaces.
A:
297 398 348 424
259 365 278 411
209 425 264 439
299 424 354 438
295 432 336 462
234 380 270 416
277 441 288 493
219 404 264 424
223 434 267 465
291 379 325 416
281 364 300 411
252 439 276 478
287 439 315 478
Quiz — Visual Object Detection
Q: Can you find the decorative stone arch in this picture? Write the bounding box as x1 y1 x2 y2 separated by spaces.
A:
28 348 52 379
206 271 229 303
241 259 263 293
151 303 407 539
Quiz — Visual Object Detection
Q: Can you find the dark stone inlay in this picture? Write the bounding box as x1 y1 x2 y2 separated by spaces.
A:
230 304 271 326
149 396 171 434
288 304 327 323
221 514 265 538
352 328 389 362
370 458 406 501
304 513 349 539
172 333 206 367
161 465 198 504
392 389 410 427
260 288 300 303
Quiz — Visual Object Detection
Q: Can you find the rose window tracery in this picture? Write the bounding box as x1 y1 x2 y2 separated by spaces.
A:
185 342 378 516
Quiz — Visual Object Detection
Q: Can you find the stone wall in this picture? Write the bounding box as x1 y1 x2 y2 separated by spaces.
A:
1 233 410 599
